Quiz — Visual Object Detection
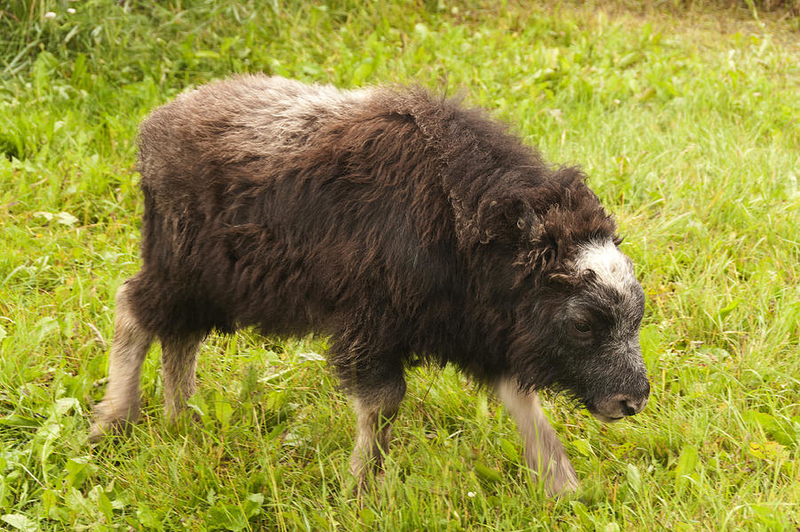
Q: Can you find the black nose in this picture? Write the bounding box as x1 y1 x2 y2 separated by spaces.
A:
620 396 647 417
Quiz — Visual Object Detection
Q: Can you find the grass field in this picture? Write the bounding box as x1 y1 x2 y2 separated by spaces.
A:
1 1 799 530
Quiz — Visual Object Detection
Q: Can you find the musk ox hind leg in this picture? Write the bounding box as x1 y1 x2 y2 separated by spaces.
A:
89 281 154 442
495 377 579 497
160 333 204 423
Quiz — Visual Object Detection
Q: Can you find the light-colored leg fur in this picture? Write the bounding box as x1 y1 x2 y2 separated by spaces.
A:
89 283 154 442
349 393 403 493
496 377 579 496
161 335 203 422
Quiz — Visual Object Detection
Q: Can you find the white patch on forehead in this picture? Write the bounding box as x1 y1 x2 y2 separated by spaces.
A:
575 239 636 289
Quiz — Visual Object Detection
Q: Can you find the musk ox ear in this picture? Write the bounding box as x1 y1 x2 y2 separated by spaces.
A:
516 204 584 284
519 222 560 278
475 193 539 246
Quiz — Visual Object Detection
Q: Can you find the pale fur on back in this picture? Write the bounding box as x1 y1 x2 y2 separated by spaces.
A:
165 75 376 164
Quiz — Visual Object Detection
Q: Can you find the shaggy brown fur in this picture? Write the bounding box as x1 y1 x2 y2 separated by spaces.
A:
91 75 649 497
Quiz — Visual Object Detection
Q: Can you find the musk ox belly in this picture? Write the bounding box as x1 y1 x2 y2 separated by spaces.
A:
216 171 444 339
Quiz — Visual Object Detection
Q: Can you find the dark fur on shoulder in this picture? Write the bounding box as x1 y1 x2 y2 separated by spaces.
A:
91 75 649 497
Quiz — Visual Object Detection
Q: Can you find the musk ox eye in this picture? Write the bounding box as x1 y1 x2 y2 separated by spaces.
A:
574 321 591 334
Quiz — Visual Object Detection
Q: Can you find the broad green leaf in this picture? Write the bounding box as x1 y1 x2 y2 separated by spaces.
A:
53 397 81 417
213 392 233 431
208 504 247 531
748 441 785 462
97 489 114 522
718 299 740 320
570 501 593 527
65 456 96 489
474 462 502 483
500 438 520 463
136 503 163 529
1 514 38 532
34 317 59 342
745 410 797 446
360 507 376 526
244 493 263 518
675 444 699 492
572 438 593 457
351 58 375 86
626 463 642 493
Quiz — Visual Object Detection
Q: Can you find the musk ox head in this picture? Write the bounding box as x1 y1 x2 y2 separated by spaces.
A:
475 167 650 422
513 238 650 422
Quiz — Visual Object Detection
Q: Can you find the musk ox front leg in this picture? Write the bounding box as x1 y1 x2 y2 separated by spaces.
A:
496 377 579 496
349 380 406 490
331 341 407 492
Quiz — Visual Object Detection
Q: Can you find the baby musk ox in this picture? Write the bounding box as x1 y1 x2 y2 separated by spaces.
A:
90 74 650 496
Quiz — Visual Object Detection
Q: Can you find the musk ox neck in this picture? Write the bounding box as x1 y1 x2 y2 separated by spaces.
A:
370 89 617 252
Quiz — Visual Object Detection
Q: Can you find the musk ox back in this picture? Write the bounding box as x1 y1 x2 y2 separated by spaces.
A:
90 75 650 497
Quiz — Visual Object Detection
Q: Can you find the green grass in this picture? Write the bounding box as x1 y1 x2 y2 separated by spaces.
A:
1 0 798 530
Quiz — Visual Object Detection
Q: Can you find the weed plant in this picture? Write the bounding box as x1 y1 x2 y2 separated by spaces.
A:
0 1 798 530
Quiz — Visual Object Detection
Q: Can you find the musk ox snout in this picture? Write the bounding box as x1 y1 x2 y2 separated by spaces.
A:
591 375 650 422
583 339 650 422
